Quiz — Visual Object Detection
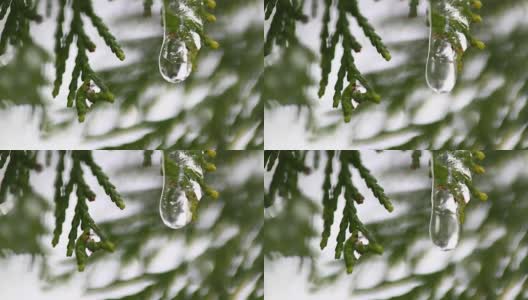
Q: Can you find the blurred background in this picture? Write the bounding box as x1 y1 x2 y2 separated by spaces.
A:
0 0 263 149
264 0 528 149
265 150 528 299
0 150 263 299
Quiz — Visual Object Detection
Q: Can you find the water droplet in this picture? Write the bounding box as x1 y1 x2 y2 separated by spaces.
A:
158 0 202 84
426 38 457 93
425 0 469 93
429 151 472 250
159 35 192 83
430 188 460 250
159 151 203 229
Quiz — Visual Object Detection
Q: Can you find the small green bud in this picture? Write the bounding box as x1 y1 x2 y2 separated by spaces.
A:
478 192 488 201
206 0 216 9
472 39 486 50
472 165 485 174
382 50 391 61
207 39 220 49
370 92 381 103
101 241 115 252
205 14 216 22
369 243 384 254
206 149 216 158
204 163 216 172
473 151 485 160
116 49 126 61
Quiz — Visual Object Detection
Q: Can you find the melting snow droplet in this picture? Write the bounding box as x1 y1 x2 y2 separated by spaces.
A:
160 151 203 229
425 0 469 93
430 151 471 251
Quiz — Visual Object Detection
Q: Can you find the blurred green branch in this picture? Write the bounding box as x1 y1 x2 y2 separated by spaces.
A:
0 0 42 55
46 151 263 300
265 151 528 300
52 0 125 122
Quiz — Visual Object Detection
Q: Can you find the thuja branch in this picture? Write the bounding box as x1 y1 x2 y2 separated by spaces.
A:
264 150 393 274
264 150 309 208
0 151 125 272
429 150 487 223
265 150 491 275
51 151 125 271
0 151 42 203
265 0 484 122
163 149 219 215
264 0 307 55
52 0 125 122
428 0 485 71
319 151 391 274
0 0 42 55
266 0 390 122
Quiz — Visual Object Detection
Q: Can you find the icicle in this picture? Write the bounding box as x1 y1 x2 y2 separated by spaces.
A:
430 151 471 251
160 151 204 229
426 0 468 93
159 0 202 83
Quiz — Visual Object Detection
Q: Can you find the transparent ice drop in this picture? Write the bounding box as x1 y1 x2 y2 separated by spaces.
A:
430 187 460 250
429 151 471 251
426 37 457 93
159 35 192 83
160 151 203 229
426 0 468 93
159 0 202 83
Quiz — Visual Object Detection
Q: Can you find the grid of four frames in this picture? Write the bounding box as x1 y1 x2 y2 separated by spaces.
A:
1 0 527 299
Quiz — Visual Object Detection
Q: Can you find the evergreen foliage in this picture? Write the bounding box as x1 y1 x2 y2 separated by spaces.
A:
264 0 526 149
0 1 261 149
0 0 43 56
265 150 486 276
0 150 262 300
51 0 125 122
265 0 483 122
265 151 528 299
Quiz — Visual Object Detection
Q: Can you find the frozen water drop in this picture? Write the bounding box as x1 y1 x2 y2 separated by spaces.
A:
160 188 192 229
429 151 472 250
159 35 192 83
430 188 460 251
425 0 470 93
159 151 204 229
426 38 457 93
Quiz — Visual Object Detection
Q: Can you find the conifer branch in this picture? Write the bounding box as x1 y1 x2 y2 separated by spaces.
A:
266 150 489 276
0 151 41 204
0 0 42 55
265 0 484 123
264 150 308 208
47 151 124 271
265 150 393 274
430 150 487 223
0 151 122 272
52 0 124 122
